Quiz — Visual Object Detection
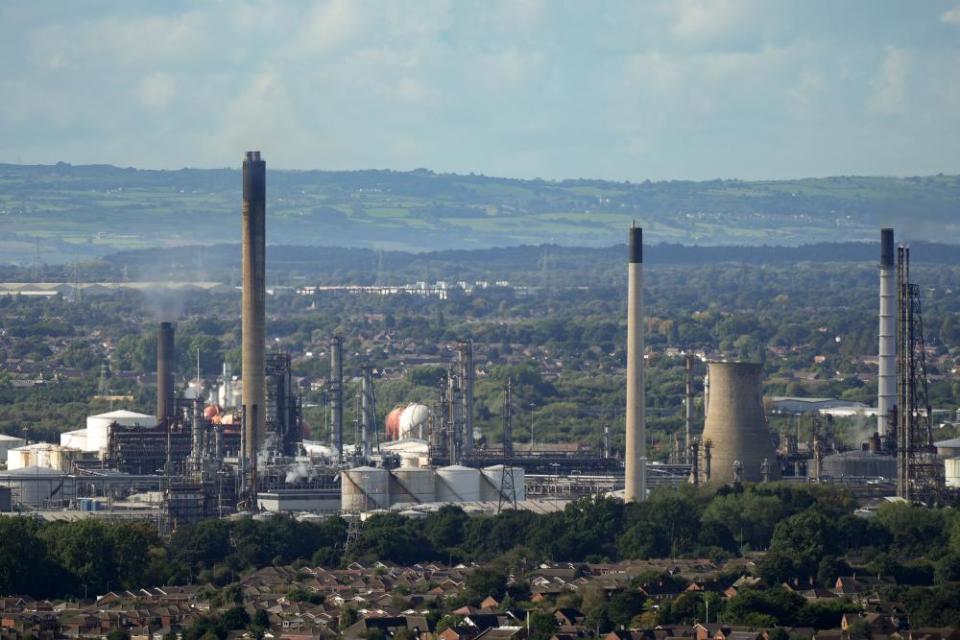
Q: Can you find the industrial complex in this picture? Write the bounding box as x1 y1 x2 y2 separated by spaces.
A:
1 156 957 528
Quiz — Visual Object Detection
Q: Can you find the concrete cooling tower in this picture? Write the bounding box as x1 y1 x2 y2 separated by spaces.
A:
700 362 780 484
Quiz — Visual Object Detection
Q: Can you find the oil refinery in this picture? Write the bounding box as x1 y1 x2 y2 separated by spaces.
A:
1 156 957 528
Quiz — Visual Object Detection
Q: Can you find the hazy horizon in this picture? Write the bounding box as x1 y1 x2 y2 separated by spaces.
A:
2 1 959 182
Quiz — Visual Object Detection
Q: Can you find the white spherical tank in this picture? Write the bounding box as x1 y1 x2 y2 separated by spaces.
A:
391 468 437 504
946 457 960 489
399 404 431 440
436 465 481 502
342 466 390 512
480 465 526 502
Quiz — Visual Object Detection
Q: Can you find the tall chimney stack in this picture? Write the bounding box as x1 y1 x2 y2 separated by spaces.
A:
157 322 175 422
878 228 895 438
330 335 344 463
242 151 266 493
624 225 647 502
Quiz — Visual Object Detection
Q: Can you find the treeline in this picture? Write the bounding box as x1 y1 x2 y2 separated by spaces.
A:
4 484 960 628
95 240 960 287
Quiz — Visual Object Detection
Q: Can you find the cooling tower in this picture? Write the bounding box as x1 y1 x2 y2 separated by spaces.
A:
700 362 780 484
242 151 266 486
878 228 895 436
624 225 647 501
156 322 175 422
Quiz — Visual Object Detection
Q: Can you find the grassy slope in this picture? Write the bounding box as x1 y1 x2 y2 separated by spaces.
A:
1 163 958 263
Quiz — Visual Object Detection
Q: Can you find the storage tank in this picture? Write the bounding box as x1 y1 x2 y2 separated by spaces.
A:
945 457 960 489
7 443 82 472
0 434 26 461
86 410 157 453
385 406 403 441
391 467 437 504
480 465 526 502
341 466 390 512
436 465 481 502
0 466 75 508
6 447 31 471
820 451 896 479
700 362 781 484
399 404 431 439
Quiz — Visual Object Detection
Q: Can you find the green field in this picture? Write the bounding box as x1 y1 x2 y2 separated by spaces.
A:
0 163 958 264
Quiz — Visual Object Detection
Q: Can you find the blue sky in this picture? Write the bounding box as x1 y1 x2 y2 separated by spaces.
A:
1 1 958 181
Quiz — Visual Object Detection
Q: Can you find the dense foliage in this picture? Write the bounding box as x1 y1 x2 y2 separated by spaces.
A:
3 485 960 628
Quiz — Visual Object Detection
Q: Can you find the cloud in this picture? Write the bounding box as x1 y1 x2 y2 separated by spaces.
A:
136 73 177 110
667 0 764 49
0 2 958 180
871 46 908 114
941 5 960 25
294 0 365 55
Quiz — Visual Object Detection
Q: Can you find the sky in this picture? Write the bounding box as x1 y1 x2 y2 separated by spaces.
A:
1 1 959 182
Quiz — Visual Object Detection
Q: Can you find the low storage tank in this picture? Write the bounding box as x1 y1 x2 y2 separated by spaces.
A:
391 467 437 504
436 465 481 502
480 465 526 502
0 466 76 508
819 451 896 479
342 466 390 512
945 457 960 488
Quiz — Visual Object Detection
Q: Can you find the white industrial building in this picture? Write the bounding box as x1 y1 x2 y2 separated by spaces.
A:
60 410 157 456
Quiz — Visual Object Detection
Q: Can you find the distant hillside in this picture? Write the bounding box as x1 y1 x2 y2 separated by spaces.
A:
1 162 958 264
6 240 954 288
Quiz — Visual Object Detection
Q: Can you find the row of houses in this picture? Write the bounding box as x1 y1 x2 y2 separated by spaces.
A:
0 559 954 640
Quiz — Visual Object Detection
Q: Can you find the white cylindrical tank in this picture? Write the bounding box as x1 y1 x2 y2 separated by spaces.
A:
6 448 31 470
6 444 81 472
946 457 960 489
399 404 431 440
342 466 390 512
86 410 157 453
436 465 481 502
391 468 437 504
480 465 526 502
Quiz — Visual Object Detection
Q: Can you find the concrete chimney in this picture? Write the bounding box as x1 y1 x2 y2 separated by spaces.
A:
878 228 895 437
156 322 175 422
624 225 647 502
700 361 780 484
242 150 266 490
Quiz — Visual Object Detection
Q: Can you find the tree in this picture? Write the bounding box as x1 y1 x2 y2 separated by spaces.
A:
770 510 839 560
934 552 960 585
465 568 507 604
527 611 558 640
424 505 468 550
607 590 646 627
220 606 250 631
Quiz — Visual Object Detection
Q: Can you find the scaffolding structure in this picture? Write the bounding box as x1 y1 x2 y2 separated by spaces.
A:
895 246 944 504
